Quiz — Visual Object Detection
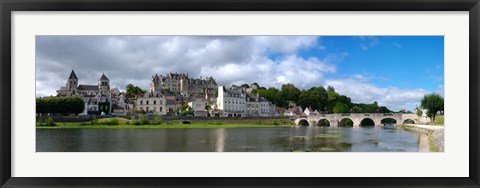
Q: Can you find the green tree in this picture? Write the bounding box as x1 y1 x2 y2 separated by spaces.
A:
333 102 349 113
126 84 146 98
36 96 85 115
421 93 444 122
351 106 363 113
280 83 301 103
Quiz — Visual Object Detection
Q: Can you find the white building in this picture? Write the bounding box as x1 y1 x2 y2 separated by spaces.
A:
188 97 208 117
418 108 432 124
304 107 314 116
216 85 246 117
135 92 167 115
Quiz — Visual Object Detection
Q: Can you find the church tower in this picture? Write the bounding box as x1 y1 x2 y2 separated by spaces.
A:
97 73 110 95
66 70 78 96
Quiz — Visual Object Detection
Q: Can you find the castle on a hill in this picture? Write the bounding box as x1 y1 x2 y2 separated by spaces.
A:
149 72 218 96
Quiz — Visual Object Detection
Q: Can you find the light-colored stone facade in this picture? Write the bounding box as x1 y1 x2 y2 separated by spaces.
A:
149 72 217 96
216 85 247 117
135 92 167 115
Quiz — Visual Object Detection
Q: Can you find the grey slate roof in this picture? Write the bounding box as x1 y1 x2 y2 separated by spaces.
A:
223 86 245 94
99 73 109 81
77 85 98 91
69 70 78 79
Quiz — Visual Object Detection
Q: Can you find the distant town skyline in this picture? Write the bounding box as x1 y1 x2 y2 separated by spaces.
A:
36 36 444 111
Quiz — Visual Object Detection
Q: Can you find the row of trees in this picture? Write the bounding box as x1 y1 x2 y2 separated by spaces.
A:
250 84 393 114
36 96 85 115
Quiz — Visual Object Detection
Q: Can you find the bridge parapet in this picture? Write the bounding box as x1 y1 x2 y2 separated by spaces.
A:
296 113 413 126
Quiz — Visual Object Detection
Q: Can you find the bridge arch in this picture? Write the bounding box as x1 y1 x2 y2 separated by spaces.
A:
338 118 354 127
297 119 310 126
316 119 330 127
360 118 375 127
402 119 415 124
381 118 398 125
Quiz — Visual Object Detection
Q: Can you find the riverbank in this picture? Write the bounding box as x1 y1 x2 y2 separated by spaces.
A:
36 117 297 129
401 124 444 152
36 123 297 129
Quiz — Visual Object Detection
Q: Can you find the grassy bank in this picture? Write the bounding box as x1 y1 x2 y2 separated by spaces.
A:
36 117 296 129
433 115 444 125
36 122 297 129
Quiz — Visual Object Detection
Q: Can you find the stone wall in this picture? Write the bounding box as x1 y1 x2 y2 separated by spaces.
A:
402 124 444 152
36 115 94 122
36 115 292 123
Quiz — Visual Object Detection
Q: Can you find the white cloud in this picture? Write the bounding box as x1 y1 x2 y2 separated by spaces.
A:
35 36 433 112
325 78 427 111
199 54 336 89
36 36 325 96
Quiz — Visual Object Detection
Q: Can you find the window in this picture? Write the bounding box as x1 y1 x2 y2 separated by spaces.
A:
160 107 163 112
154 100 156 105
147 100 149 105
140 100 143 105
146 107 149 111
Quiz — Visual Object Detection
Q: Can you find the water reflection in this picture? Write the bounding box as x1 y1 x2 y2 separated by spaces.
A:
37 126 420 152
215 128 225 152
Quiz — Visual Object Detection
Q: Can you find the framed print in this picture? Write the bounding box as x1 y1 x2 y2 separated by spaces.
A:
1 0 479 187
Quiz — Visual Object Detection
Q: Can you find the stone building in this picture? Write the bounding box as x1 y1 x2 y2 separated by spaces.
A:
135 92 167 115
149 72 217 96
246 92 275 117
57 70 111 97
56 70 112 115
216 85 246 117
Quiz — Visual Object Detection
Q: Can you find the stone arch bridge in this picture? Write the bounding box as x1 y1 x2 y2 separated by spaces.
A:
294 113 419 127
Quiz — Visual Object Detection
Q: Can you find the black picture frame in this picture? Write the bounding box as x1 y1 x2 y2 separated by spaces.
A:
1 0 479 187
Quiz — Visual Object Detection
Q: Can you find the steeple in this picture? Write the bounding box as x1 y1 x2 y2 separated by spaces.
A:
97 73 110 95
69 70 78 80
99 73 109 81
66 70 78 96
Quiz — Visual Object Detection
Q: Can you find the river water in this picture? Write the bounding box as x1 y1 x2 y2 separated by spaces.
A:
36 126 420 152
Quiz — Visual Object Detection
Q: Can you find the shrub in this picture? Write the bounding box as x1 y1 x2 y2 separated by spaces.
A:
180 110 194 116
273 120 279 125
152 116 162 125
91 116 99 125
107 118 119 125
43 116 56 126
130 116 136 125
138 115 150 125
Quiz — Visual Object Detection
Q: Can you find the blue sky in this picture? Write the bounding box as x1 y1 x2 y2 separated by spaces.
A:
312 36 443 91
36 36 443 111
268 36 444 93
